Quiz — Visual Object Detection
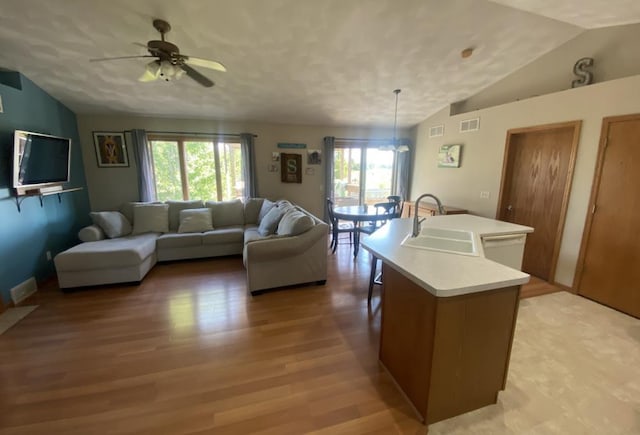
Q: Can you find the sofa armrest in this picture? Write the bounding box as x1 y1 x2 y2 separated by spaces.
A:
245 222 327 260
78 225 106 242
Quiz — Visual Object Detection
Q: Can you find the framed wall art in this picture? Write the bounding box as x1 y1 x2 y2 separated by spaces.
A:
438 144 462 168
93 132 129 167
281 153 302 183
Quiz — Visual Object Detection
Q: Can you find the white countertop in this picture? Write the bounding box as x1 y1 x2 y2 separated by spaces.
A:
361 215 532 297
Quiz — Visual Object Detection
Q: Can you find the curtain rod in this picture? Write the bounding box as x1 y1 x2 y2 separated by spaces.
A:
334 137 392 143
125 130 257 138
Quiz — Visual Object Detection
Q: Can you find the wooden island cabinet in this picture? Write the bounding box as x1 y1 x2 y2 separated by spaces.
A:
380 264 520 424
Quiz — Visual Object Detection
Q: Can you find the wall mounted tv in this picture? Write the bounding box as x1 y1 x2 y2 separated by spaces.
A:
13 130 71 195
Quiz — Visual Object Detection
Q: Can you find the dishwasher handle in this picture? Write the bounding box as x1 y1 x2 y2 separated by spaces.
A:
482 234 526 247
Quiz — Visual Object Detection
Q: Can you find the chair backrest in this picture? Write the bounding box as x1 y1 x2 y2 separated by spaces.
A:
387 195 403 218
373 201 397 226
326 198 337 223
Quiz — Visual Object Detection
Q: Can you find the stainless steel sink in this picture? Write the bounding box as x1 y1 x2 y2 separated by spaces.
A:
401 228 478 256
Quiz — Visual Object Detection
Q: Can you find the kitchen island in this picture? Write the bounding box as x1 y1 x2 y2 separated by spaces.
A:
361 215 532 426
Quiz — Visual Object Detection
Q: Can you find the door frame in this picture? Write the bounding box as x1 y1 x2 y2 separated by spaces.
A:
496 120 581 284
573 113 640 292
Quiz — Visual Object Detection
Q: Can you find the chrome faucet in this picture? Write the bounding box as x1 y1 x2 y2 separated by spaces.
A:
412 193 445 237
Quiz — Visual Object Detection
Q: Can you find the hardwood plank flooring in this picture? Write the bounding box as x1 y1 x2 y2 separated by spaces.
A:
0 243 636 434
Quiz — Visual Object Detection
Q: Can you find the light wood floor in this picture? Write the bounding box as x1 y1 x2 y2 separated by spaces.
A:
0 243 636 434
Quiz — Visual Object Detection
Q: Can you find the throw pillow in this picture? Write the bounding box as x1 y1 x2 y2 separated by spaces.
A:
167 200 204 232
178 208 213 233
78 225 106 242
90 211 132 239
277 209 315 236
132 204 169 234
258 199 275 224
257 205 286 236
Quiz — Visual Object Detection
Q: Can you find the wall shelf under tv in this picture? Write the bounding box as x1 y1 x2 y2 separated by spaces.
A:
15 187 83 213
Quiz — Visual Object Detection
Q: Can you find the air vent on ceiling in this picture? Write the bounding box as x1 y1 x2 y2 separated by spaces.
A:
429 124 444 138
460 117 480 133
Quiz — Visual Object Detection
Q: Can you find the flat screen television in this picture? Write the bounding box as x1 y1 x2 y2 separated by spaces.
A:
13 130 71 194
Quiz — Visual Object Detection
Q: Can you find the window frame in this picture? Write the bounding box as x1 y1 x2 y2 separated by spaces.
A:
332 141 397 206
148 134 242 202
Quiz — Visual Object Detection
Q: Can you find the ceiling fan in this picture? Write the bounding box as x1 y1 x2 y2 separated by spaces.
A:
90 19 226 88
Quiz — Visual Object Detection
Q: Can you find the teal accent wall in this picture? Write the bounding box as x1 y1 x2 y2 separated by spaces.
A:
0 74 90 303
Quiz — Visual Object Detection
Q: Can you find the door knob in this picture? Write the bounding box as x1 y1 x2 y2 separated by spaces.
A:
506 205 513 212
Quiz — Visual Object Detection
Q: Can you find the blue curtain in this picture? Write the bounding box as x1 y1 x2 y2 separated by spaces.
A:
323 136 335 222
241 133 257 198
131 129 156 202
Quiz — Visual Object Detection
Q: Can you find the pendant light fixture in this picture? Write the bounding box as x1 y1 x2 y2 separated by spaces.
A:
384 89 410 152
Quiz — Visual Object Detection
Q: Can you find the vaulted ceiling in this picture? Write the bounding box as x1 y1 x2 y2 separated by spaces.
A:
0 0 638 127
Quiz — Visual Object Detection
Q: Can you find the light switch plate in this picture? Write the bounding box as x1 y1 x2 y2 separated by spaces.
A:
480 191 490 199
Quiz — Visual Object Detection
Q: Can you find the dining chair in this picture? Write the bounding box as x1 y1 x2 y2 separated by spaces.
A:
387 195 403 218
326 198 355 253
364 201 399 304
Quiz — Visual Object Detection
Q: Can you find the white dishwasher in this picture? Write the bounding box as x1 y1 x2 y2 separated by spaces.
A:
481 233 527 270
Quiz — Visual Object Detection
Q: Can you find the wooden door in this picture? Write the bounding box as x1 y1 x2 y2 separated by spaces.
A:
498 121 580 281
575 114 640 318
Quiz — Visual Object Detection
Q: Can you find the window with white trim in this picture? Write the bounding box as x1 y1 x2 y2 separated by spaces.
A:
149 136 244 202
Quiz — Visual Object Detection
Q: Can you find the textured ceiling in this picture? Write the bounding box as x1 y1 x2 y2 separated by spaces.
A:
490 0 640 29
0 0 623 127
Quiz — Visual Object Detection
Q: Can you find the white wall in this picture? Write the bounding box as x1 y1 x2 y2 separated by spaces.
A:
411 74 640 287
455 23 640 114
76 115 407 218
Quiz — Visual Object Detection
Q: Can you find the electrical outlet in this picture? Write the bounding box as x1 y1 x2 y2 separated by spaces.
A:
480 191 490 199
46 251 52 261
0 95 4 113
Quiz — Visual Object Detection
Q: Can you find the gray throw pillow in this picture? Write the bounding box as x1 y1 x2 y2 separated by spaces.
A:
178 208 213 233
90 211 132 239
132 204 169 234
258 199 275 223
257 205 286 236
277 209 315 236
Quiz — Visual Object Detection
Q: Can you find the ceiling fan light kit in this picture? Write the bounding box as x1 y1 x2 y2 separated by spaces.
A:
89 18 225 88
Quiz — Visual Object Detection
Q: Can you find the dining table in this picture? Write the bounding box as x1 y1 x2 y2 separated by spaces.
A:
332 204 395 257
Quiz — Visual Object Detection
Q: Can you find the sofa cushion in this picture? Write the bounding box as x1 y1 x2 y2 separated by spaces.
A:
178 208 213 233
157 233 203 249
206 199 244 227
258 199 276 223
132 204 169 234
277 209 315 236
78 225 105 242
243 198 264 225
167 200 204 231
244 227 277 244
90 211 132 239
54 233 158 271
258 205 286 236
202 226 244 245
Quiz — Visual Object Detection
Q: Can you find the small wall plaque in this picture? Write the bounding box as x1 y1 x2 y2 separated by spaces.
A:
281 153 302 183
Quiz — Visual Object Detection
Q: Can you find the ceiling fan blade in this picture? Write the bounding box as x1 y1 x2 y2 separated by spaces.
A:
180 64 214 87
90 55 154 62
181 55 227 72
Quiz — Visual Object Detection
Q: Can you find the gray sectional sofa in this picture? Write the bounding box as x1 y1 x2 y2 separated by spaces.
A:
54 198 328 294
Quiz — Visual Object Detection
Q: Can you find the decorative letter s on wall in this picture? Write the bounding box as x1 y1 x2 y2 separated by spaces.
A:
571 57 594 88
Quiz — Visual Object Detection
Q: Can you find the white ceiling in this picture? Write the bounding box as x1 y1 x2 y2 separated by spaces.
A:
0 0 636 127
